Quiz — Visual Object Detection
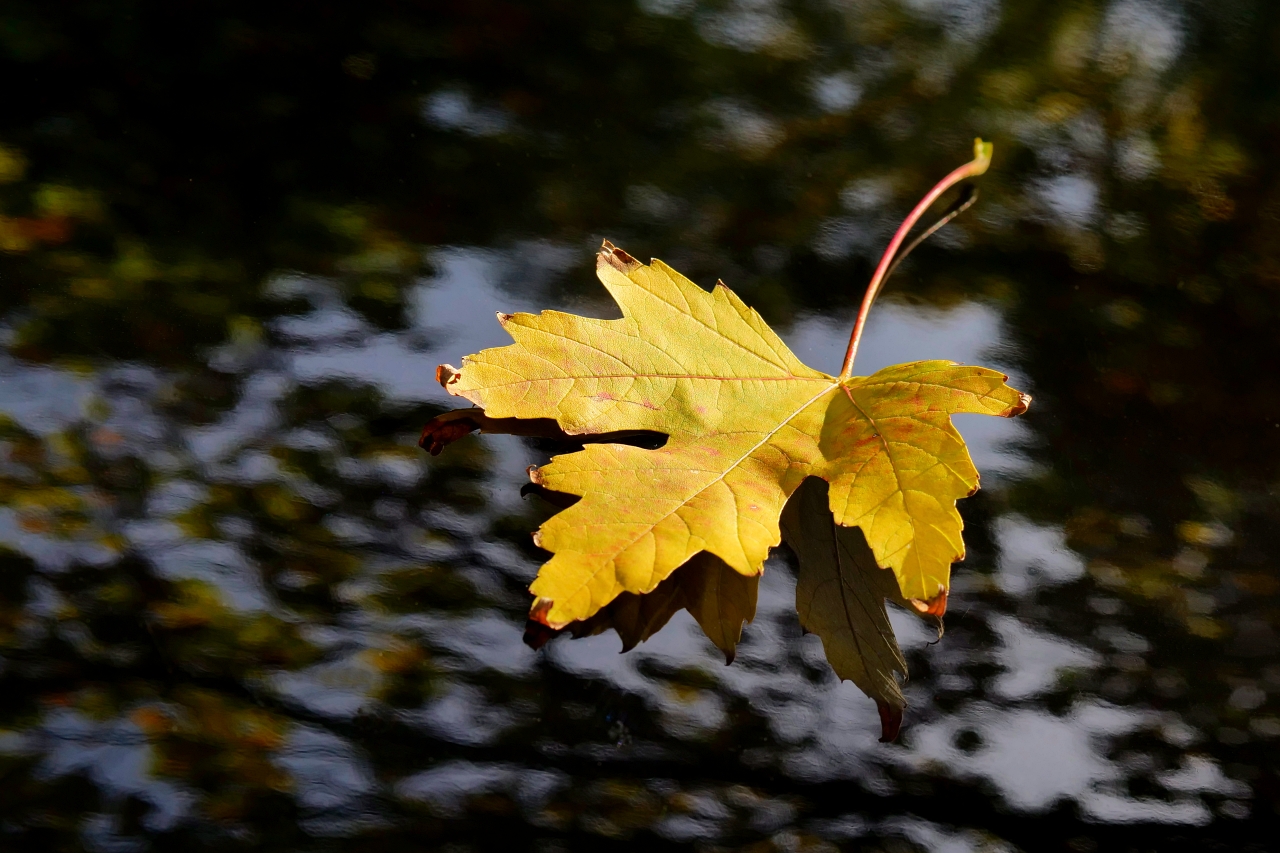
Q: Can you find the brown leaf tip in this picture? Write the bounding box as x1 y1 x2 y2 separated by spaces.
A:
1001 391 1032 418
598 239 641 274
876 701 904 743
419 413 480 456
526 465 545 485
497 312 514 326
529 596 559 628
522 618 560 651
436 364 461 389
910 587 949 618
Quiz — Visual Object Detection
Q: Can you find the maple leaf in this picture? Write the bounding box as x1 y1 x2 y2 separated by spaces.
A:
428 240 1028 629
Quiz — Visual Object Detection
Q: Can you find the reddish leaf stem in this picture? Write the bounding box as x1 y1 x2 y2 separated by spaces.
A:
839 139 994 378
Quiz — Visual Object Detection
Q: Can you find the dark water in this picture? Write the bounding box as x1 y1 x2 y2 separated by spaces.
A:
1 1 1278 850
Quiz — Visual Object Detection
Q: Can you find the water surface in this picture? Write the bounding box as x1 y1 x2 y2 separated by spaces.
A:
1 1 1278 850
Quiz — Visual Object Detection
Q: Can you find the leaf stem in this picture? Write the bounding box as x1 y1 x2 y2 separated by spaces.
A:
839 138 993 378
878 184 977 296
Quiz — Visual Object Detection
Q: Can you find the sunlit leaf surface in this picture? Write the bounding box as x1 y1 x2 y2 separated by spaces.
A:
437 243 1027 626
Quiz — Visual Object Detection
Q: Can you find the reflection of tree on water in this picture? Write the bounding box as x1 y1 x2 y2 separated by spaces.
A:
0 0 1277 847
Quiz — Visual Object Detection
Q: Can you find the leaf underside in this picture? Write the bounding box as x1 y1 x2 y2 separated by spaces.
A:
782 477 945 740
569 550 758 663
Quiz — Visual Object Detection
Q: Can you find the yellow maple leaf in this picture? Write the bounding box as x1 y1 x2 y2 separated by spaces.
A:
432 241 1028 628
